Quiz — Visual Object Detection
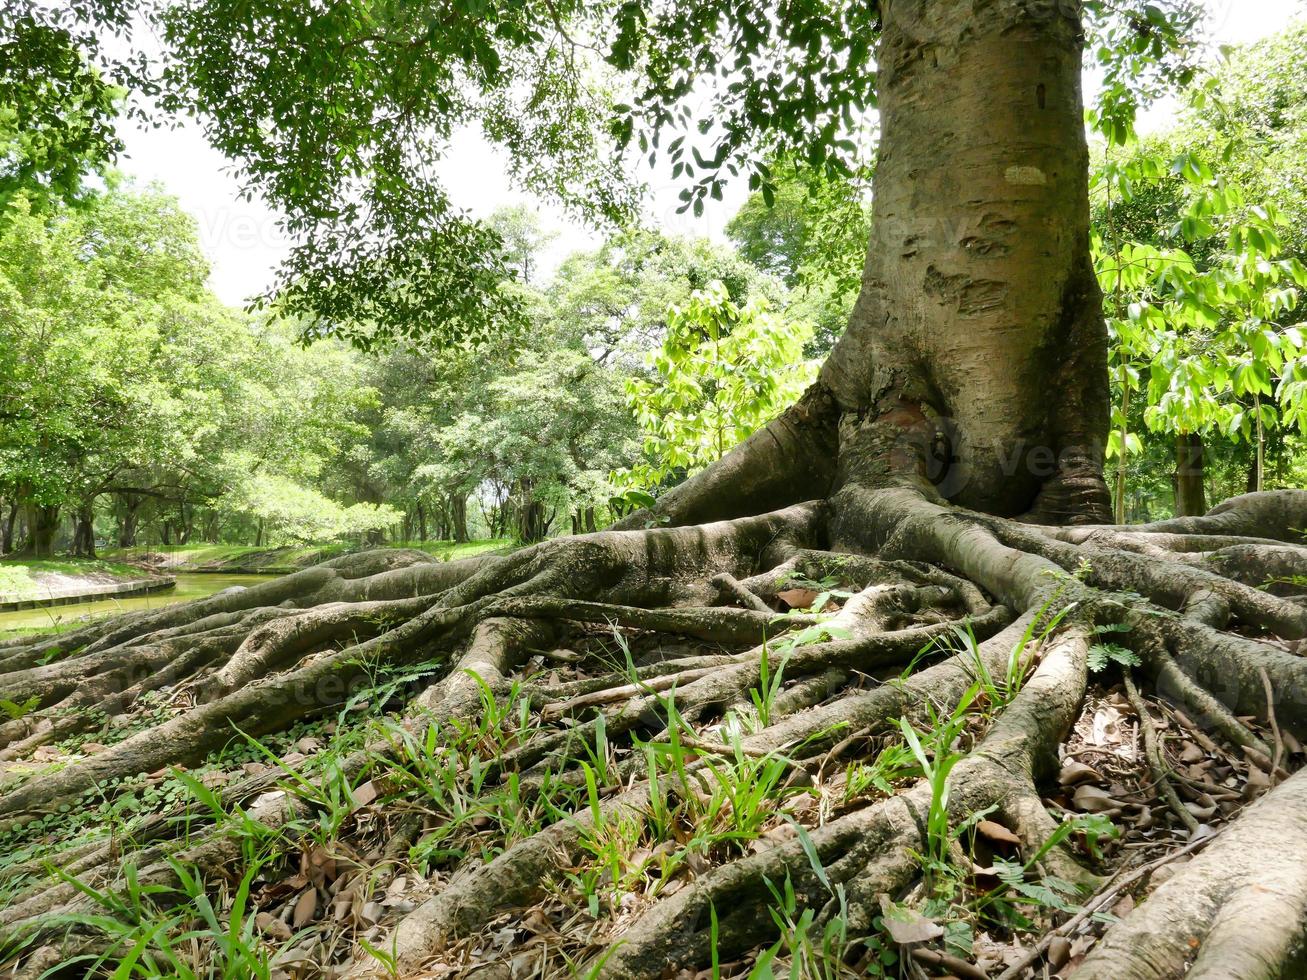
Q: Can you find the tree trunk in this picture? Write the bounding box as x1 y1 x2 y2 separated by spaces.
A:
516 497 547 544
618 1 1109 538
1 500 16 554
450 494 469 544
22 504 60 558
416 500 427 542
811 0 1108 523
70 502 96 559
1175 431 1208 517
177 502 194 546
117 493 142 549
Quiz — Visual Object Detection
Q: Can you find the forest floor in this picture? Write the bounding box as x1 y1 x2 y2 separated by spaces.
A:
0 550 1290 979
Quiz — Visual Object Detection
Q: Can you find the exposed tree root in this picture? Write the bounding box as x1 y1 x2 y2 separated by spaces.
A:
1076 767 1307 979
4 489 1307 979
1123 671 1199 836
588 630 1096 979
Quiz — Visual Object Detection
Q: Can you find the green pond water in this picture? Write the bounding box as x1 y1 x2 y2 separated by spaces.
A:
0 572 280 635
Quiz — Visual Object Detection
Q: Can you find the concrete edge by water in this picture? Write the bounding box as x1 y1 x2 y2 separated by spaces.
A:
0 577 177 612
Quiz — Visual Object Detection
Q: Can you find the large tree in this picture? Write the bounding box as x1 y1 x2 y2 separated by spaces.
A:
6 2 1307 977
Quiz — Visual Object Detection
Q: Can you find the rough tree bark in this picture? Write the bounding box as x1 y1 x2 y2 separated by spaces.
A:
3 3 1307 979
116 492 143 549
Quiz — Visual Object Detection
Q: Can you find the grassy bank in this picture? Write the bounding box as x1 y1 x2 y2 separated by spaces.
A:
0 558 147 598
102 538 512 574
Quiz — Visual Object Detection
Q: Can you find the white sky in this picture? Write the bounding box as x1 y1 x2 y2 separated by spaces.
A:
114 0 1306 307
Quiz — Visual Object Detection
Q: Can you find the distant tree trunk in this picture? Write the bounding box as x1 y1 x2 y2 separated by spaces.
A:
569 506 598 535
253 519 263 547
516 501 547 543
177 502 195 545
23 504 60 558
1 500 16 554
1174 432 1207 517
1253 392 1266 492
70 501 97 558
161 520 173 547
117 493 143 548
513 481 547 543
416 500 427 541
450 495 469 544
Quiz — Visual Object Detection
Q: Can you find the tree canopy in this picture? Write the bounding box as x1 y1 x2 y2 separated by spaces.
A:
5 0 1205 349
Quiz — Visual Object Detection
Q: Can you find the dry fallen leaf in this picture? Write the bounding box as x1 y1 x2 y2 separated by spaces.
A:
775 588 820 610
1246 765 1271 795
520 909 553 936
291 888 318 928
1184 801 1217 820
255 911 292 940
1072 784 1118 813
976 820 1022 846
877 895 943 944
1058 759 1101 786
1047 935 1072 970
1090 706 1125 747
1179 742 1206 764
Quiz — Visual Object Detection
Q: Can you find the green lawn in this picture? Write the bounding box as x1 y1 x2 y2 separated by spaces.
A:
0 540 512 598
394 539 513 561
0 558 145 598
103 542 345 564
102 538 512 572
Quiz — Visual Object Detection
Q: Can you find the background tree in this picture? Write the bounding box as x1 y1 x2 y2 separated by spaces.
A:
486 204 558 285
618 280 814 494
726 156 872 354
1095 22 1307 517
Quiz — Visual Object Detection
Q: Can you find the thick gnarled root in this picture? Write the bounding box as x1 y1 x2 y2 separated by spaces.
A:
1076 767 1307 979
